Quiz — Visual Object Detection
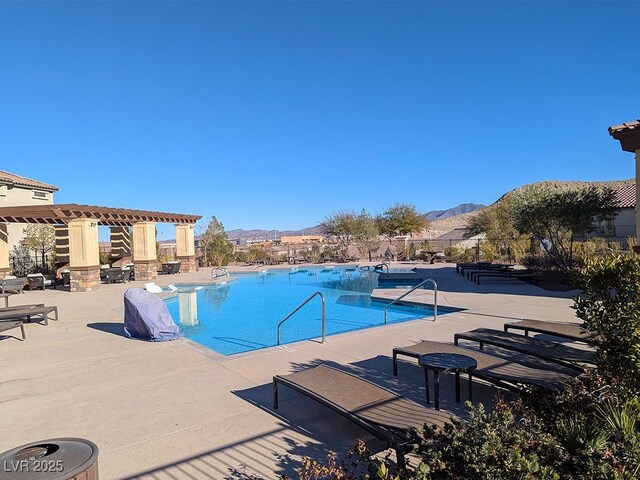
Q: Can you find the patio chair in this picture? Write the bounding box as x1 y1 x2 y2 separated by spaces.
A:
273 364 451 468
0 277 25 294
0 319 25 340
454 328 596 370
504 319 592 343
393 340 579 393
104 268 126 284
26 273 56 290
0 305 59 325
161 263 173 275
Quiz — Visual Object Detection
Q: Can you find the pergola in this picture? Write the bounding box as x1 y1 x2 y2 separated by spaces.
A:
0 204 201 292
609 120 640 252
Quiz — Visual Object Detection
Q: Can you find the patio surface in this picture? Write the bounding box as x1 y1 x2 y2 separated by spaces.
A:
0 263 582 479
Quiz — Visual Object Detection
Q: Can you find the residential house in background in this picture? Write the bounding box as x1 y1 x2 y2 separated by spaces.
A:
597 181 636 238
0 170 59 252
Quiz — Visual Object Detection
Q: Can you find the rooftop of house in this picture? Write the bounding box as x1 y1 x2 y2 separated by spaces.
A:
0 170 59 191
608 119 640 135
613 181 636 209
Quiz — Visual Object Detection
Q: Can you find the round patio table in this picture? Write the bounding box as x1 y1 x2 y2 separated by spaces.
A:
418 353 477 410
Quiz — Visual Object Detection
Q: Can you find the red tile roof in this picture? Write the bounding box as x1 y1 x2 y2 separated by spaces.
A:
614 181 636 209
609 120 640 135
0 170 59 191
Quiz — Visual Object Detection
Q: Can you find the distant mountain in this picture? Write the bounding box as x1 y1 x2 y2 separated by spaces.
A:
423 203 486 222
224 203 485 240
226 225 322 240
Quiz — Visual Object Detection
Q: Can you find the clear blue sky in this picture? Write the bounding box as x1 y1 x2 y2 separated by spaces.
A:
1 1 638 238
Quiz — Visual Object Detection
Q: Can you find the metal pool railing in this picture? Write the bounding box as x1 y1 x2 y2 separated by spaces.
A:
277 291 326 345
383 278 438 324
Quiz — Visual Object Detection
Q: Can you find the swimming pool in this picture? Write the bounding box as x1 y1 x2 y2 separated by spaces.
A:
165 268 444 355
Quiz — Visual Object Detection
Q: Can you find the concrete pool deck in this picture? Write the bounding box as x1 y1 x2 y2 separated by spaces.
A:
0 263 582 479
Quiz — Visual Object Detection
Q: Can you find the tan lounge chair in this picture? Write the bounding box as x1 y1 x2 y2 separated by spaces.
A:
454 328 595 370
393 340 579 392
504 319 592 343
0 277 25 294
0 320 25 340
273 364 451 468
0 305 58 325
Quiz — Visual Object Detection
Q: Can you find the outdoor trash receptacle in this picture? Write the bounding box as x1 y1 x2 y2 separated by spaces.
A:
0 438 98 480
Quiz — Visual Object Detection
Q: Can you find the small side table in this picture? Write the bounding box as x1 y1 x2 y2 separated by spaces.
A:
418 353 477 410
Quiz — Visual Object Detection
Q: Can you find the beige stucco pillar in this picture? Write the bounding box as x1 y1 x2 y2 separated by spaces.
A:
175 223 197 273
68 218 101 292
133 221 157 280
0 223 11 277
110 226 132 263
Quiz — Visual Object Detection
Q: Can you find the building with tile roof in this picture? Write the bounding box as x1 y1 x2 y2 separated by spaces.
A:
0 170 59 262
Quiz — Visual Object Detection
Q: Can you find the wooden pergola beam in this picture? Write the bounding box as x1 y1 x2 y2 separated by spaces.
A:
0 203 202 226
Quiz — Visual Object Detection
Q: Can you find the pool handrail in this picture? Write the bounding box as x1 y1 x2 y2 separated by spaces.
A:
277 291 326 345
212 267 230 279
373 263 390 273
384 278 438 324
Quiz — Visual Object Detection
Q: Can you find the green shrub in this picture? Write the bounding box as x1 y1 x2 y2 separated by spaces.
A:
572 254 640 399
414 399 563 480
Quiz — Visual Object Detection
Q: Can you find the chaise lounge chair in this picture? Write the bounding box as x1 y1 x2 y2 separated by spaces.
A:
0 305 59 325
273 364 451 467
454 328 596 370
504 319 592 343
393 340 579 393
0 319 25 340
0 277 25 294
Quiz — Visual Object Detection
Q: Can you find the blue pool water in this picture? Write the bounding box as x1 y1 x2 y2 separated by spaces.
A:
165 268 443 355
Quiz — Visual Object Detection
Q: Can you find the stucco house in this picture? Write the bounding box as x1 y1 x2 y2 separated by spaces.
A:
594 180 636 238
0 170 59 252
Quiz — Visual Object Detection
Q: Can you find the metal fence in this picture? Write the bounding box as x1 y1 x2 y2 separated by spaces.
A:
410 234 637 263
8 253 53 276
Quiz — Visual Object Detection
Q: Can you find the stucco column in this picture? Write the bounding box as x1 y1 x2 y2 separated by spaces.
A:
132 221 157 280
175 223 197 273
110 226 132 262
0 223 11 277
68 219 101 292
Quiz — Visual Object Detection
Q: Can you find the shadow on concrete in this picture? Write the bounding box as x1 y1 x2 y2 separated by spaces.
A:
0 333 23 342
228 354 514 478
86 322 128 337
122 418 331 479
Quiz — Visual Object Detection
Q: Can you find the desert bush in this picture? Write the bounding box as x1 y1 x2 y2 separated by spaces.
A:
573 254 640 399
479 241 499 261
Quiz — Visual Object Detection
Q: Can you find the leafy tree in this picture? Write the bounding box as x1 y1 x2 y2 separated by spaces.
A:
10 242 34 276
22 224 55 269
510 184 619 272
466 200 531 263
376 203 428 260
200 217 234 266
354 209 381 261
320 210 359 261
